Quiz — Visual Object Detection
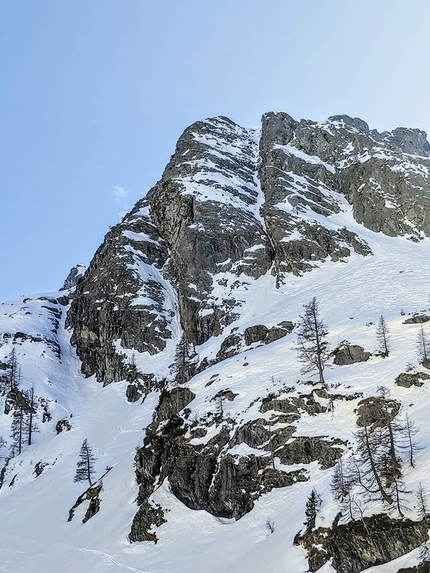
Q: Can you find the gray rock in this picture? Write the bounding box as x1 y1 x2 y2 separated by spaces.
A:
60 264 87 290
276 435 344 469
297 514 428 573
391 127 430 156
356 397 401 429
129 501 166 543
403 315 430 324
68 484 103 524
395 372 430 387
67 110 430 389
216 334 243 362
332 342 371 365
244 324 269 345
260 392 327 416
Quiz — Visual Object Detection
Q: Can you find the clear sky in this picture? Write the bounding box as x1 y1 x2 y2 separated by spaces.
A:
1 0 430 301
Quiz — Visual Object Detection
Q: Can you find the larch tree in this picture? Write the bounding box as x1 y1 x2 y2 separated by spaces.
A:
74 439 97 487
331 459 354 521
416 326 430 364
403 413 420 468
296 297 330 385
375 315 390 356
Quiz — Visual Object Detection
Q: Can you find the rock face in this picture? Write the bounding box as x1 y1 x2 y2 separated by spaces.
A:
67 111 430 384
131 387 310 540
67 203 175 383
61 112 430 567
297 514 428 573
130 384 349 541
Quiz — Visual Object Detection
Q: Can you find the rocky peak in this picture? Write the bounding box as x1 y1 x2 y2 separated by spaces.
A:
60 264 87 291
390 126 430 156
68 110 430 387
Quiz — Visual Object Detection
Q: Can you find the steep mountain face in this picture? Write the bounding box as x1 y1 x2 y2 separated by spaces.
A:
69 111 429 385
2 112 430 573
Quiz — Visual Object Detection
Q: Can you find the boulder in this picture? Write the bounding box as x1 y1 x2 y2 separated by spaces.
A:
332 343 371 365
395 371 430 387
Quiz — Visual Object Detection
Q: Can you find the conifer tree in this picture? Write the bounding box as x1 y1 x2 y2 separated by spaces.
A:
304 488 322 532
416 326 430 364
173 334 192 383
403 413 420 468
10 406 27 456
4 348 20 392
24 387 38 446
74 439 97 487
331 459 354 521
296 297 330 385
375 315 390 356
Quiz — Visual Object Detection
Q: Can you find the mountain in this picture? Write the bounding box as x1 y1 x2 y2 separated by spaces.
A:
1 112 430 572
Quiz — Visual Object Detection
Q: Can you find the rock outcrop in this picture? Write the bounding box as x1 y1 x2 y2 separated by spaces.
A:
332 342 371 365
297 514 428 573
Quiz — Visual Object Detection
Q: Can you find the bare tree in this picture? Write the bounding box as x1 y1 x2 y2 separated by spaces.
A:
417 483 430 524
215 393 224 422
403 413 420 468
331 459 355 521
351 397 410 516
375 315 390 356
354 424 394 506
296 297 330 385
265 517 275 534
416 325 430 364
74 439 97 487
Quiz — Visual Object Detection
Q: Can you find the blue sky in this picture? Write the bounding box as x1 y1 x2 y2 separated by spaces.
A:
1 0 430 301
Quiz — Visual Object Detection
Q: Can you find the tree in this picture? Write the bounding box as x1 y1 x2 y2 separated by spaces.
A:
304 488 322 532
417 483 429 524
354 424 394 506
173 334 193 384
8 348 19 390
375 315 390 356
74 439 97 487
416 326 430 364
24 387 38 446
10 406 27 456
403 413 420 468
296 297 330 385
215 393 224 422
331 459 354 521
2 348 20 393
351 396 412 517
